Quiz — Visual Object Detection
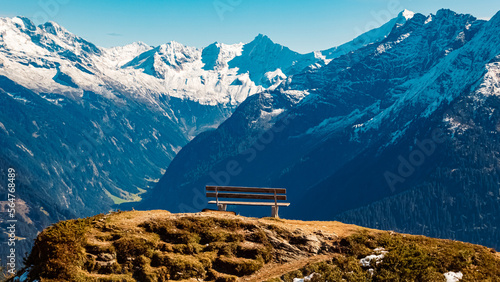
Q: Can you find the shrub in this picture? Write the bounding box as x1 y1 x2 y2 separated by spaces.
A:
213 256 264 276
113 236 154 263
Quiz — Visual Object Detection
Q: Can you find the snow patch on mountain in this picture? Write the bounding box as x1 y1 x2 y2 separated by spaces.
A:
279 89 310 104
444 116 471 135
376 33 411 54
425 15 434 24
264 68 287 90
401 9 416 20
253 108 285 127
306 109 365 136
476 59 500 98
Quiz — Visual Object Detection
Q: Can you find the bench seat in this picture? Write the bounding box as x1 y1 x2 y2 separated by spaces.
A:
208 200 290 206
206 185 289 217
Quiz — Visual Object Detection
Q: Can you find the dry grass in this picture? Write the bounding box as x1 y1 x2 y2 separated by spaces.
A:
12 210 500 282
258 217 372 238
275 230 500 282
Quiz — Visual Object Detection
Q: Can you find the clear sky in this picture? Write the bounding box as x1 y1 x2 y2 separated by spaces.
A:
0 0 498 53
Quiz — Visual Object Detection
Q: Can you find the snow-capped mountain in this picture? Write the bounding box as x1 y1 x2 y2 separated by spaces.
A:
227 34 320 88
146 9 500 250
0 17 258 106
0 11 414 258
0 10 415 107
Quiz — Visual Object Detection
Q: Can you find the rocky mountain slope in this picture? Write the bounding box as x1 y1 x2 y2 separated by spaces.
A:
145 9 500 250
9 210 500 281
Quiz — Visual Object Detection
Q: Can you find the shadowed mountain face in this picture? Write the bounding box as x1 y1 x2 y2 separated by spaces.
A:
0 75 197 256
145 9 500 249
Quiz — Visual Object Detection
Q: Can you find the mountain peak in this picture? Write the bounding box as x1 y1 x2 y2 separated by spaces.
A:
11 16 36 31
41 21 68 36
157 40 192 51
321 8 417 60
399 9 415 20
107 41 152 54
435 9 459 18
489 10 500 24
206 41 220 47
7 17 75 39
130 41 150 48
251 34 275 45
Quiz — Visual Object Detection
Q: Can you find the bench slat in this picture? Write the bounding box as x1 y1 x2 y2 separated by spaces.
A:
206 192 286 201
206 186 286 194
208 200 290 206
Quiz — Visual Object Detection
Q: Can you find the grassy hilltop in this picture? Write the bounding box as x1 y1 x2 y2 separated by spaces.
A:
10 210 500 281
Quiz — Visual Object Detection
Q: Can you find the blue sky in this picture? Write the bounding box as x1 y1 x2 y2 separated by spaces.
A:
0 0 498 53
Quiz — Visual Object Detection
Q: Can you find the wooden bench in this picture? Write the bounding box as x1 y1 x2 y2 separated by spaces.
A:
206 185 290 218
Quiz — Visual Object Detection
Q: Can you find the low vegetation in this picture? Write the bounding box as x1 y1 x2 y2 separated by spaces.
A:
10 210 500 281
276 230 500 281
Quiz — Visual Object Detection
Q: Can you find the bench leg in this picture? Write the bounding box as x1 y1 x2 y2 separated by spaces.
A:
271 206 279 218
217 204 227 211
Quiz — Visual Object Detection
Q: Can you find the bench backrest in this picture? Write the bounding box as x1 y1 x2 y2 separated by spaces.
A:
205 185 287 203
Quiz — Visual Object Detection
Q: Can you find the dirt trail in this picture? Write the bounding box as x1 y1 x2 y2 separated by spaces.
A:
242 254 335 281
